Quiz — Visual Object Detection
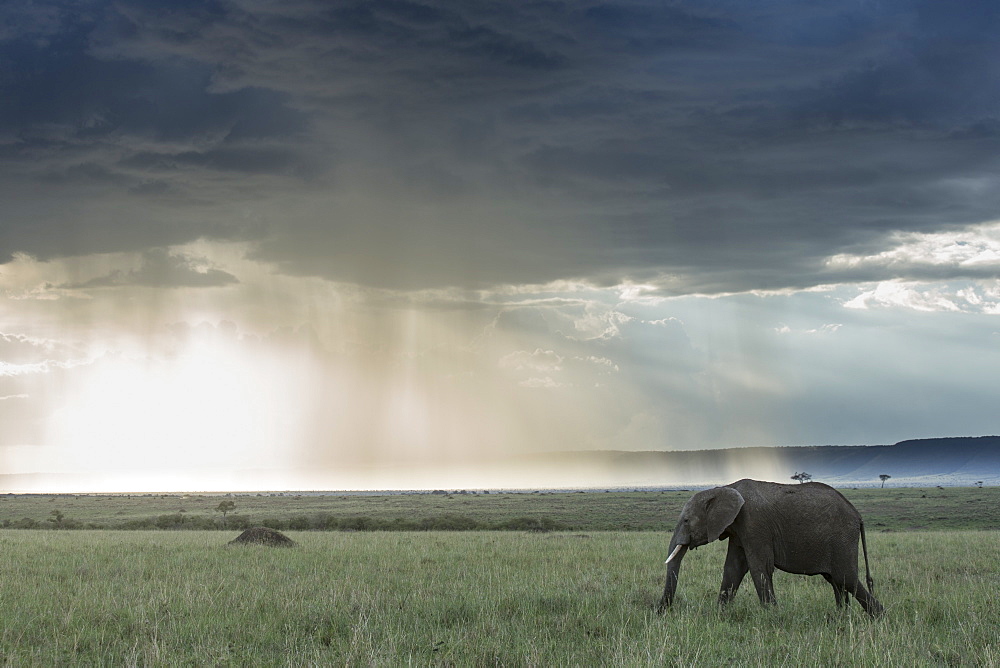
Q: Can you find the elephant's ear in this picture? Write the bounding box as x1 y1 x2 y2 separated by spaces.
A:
705 487 744 542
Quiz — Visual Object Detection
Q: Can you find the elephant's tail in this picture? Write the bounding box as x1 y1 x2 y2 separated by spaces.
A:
860 519 875 593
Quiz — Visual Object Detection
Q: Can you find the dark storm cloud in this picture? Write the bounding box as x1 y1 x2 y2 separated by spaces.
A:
58 248 238 289
3 0 1000 291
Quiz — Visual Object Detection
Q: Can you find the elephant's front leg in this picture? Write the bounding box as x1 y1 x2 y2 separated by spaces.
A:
746 555 777 606
718 541 748 605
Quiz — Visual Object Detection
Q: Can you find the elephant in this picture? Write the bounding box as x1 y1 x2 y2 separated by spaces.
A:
657 478 884 617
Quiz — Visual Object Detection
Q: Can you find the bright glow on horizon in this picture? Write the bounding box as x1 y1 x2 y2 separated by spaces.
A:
32 328 315 490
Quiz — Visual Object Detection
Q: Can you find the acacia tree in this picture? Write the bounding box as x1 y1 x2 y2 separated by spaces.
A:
879 474 891 488
216 500 236 526
791 472 812 484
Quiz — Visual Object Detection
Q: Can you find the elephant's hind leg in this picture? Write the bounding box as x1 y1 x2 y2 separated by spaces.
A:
822 573 848 608
833 571 884 617
849 582 884 617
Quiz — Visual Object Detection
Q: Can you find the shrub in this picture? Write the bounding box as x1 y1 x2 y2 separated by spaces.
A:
496 517 564 532
155 513 187 529
419 514 481 531
339 516 376 531
312 513 338 530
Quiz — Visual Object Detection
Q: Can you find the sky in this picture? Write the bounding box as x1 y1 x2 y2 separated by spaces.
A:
2 0 1000 492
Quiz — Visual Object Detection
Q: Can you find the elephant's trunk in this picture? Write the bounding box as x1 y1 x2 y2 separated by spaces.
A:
656 538 688 613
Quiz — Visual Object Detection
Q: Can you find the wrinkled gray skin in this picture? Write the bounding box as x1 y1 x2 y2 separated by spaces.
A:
658 479 884 617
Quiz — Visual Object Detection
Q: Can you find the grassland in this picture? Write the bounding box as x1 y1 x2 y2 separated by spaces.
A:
0 528 996 666
2 485 998 532
1 487 996 664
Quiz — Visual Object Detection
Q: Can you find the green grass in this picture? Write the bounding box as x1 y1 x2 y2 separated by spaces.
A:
3 486 999 532
0 529 996 665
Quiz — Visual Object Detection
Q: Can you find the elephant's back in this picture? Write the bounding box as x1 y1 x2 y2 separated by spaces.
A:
730 479 863 542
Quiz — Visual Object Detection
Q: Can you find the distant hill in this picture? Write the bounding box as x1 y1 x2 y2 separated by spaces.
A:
529 436 1000 488
2 437 996 492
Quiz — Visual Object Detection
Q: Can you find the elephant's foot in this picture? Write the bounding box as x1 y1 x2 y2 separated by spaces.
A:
859 596 885 618
717 589 738 605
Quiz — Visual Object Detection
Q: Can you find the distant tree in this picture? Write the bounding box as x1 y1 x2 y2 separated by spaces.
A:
879 474 891 488
791 472 812 484
48 509 65 528
216 500 236 525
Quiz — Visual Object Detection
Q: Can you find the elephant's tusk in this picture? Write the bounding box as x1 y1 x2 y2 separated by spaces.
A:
664 543 684 565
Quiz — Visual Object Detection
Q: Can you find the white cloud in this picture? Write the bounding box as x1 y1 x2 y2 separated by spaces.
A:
822 221 1000 314
0 359 91 377
498 349 563 373
826 221 1000 276
577 355 619 373
0 362 49 377
775 323 842 335
844 280 1000 314
572 307 634 340
518 376 565 389
617 282 663 302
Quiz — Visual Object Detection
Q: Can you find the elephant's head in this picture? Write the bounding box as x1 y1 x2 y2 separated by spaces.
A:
658 486 745 612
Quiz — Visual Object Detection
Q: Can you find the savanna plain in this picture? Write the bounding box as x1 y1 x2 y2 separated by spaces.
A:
0 487 997 666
